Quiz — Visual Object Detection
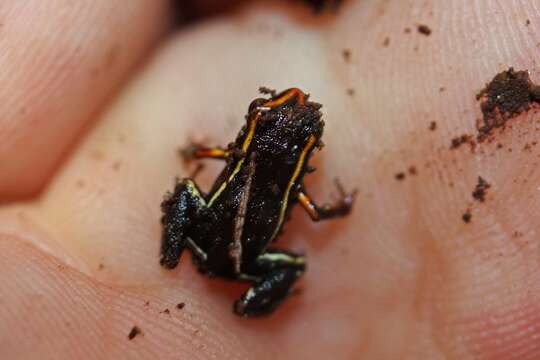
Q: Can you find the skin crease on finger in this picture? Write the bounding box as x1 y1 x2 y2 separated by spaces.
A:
2 0 540 359
0 1 170 199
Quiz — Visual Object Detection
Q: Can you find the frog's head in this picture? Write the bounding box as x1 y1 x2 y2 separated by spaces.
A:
246 88 325 164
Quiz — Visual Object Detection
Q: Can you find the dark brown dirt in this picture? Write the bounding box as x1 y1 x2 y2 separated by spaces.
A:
462 209 472 223
128 326 142 340
408 166 418 176
342 48 351 62
395 172 406 181
472 176 490 202
382 37 390 47
417 24 432 36
429 121 437 131
450 134 476 151
176 303 185 310
477 68 540 140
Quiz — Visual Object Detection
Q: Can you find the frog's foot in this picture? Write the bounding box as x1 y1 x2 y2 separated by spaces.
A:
297 179 357 222
233 249 306 317
258 86 277 97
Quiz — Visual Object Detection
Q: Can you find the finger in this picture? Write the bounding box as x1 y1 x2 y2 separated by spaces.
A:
327 2 540 359
0 1 170 200
0 234 258 360
3 2 365 355
6 0 540 359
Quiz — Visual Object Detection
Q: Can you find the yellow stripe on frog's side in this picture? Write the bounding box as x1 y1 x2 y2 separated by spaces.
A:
185 179 207 206
270 134 317 241
208 113 259 207
207 88 306 208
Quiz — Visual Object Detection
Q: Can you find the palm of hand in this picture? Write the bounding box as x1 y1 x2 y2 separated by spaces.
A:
1 1 538 359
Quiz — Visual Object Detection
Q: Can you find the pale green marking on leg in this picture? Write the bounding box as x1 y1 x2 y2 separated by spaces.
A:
185 180 207 206
186 237 207 262
258 253 306 265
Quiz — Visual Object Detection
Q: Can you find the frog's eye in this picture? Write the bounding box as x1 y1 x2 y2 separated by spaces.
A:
248 98 267 114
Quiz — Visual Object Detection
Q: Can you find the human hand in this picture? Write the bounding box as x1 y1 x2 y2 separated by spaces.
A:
1 1 538 359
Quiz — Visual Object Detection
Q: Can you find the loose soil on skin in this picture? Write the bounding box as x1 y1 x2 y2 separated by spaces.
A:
450 134 476 151
477 68 540 140
472 177 491 202
128 326 142 340
417 24 432 36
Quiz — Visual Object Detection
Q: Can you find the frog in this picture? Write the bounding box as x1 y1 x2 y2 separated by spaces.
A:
160 87 355 317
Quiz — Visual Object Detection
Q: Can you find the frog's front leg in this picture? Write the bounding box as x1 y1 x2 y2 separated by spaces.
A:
181 142 245 162
297 179 356 221
160 179 207 269
234 249 306 317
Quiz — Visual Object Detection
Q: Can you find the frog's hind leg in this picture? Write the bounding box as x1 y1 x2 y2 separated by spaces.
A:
160 179 207 269
234 249 306 317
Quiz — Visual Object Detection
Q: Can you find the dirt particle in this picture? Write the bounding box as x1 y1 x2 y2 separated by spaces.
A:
526 19 531 26
98 263 105 270
382 37 390 47
462 209 472 223
530 85 540 101
429 121 437 131
342 48 351 62
395 172 406 181
472 176 491 202
408 166 417 176
128 326 142 340
404 27 411 34
176 302 185 310
450 134 476 151
417 24 432 36
476 68 540 140
439 87 446 92
160 309 170 315
347 88 355 96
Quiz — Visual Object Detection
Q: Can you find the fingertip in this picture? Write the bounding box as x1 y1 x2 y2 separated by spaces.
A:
0 1 171 201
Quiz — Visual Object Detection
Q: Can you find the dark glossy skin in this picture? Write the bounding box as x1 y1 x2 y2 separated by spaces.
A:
160 88 355 316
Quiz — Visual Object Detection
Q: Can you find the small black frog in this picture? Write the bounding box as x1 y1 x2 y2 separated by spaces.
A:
160 88 355 317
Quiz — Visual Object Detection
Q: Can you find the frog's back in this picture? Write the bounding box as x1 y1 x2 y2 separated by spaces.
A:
196 96 323 274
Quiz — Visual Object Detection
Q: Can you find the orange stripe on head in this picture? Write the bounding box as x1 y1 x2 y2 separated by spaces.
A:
263 88 306 108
